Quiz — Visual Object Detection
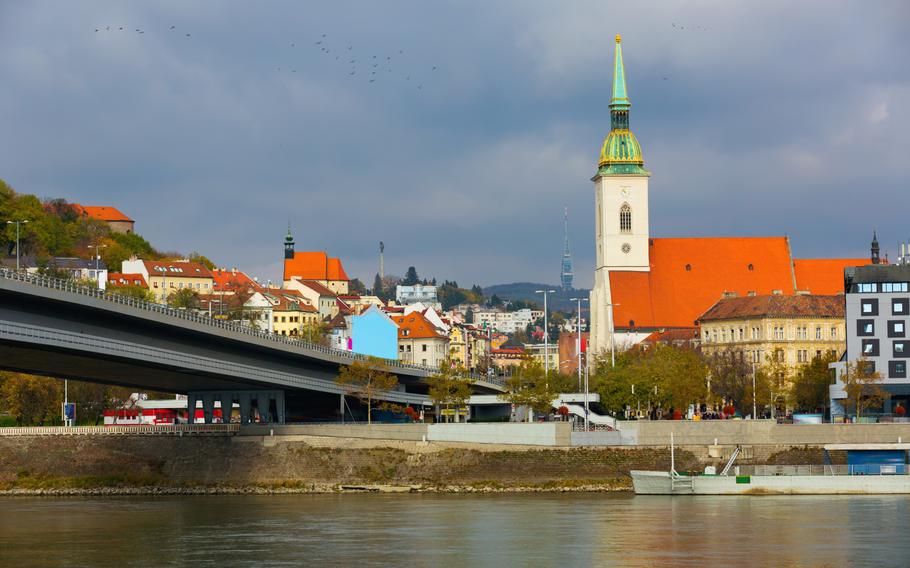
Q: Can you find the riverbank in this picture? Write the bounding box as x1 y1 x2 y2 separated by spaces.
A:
0 434 829 495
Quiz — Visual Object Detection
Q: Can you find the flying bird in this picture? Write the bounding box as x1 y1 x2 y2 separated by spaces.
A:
170 25 175 29
94 29 99 32
369 79 375 83
186 33 191 37
432 66 437 71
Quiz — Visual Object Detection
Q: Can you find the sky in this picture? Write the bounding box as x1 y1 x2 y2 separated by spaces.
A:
1 1 907 289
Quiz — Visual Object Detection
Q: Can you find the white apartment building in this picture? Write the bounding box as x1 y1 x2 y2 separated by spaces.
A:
472 308 543 334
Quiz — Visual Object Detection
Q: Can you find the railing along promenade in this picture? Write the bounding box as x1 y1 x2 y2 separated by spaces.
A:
0 424 239 436
740 464 909 477
0 267 505 388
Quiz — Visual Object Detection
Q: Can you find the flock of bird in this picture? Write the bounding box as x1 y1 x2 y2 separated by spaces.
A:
92 25 438 91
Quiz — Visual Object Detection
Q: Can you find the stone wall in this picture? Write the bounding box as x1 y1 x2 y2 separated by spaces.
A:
617 420 910 446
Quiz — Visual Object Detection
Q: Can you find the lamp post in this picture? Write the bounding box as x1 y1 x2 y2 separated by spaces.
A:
535 289 556 381
751 360 757 420
569 297 589 390
87 244 107 289
6 219 29 271
606 302 621 367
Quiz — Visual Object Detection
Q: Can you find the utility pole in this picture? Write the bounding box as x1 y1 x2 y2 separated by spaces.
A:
88 243 107 289
6 219 29 271
535 289 556 382
379 241 385 280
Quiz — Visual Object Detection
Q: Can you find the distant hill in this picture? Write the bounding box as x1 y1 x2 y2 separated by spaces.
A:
483 282 591 314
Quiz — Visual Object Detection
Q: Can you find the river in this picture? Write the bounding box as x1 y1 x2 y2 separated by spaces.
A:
1 493 908 567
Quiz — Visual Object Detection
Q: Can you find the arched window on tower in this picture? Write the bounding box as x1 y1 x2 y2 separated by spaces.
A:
619 203 632 234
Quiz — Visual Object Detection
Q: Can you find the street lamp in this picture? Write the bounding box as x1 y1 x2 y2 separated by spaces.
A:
569 297 589 390
606 302 621 367
6 219 29 271
534 289 556 381
87 244 107 289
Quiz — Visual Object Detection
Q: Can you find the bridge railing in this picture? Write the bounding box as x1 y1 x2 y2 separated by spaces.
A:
0 268 506 388
0 424 239 436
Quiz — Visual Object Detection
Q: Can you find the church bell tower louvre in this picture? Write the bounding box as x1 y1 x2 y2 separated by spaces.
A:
589 35 651 356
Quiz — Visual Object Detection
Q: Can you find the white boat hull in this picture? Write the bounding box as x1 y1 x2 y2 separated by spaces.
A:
631 470 910 495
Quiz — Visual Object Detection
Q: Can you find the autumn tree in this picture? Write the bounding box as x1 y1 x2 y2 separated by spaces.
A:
299 321 330 346
791 353 836 413
0 372 61 425
168 288 200 310
500 358 559 419
427 362 473 422
335 356 399 424
842 357 889 419
108 285 155 302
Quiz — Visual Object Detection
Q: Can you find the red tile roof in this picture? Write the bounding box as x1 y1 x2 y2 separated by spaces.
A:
74 204 133 223
283 252 349 282
793 258 868 294
144 260 213 279
610 237 797 330
212 268 262 292
297 279 337 297
697 294 845 322
107 273 147 287
390 312 447 340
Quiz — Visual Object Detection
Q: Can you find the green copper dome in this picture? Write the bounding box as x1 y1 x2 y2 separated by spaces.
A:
597 35 649 176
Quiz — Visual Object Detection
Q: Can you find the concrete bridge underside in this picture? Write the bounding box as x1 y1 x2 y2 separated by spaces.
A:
0 275 504 422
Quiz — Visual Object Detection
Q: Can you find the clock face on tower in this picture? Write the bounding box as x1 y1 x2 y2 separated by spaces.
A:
621 243 631 254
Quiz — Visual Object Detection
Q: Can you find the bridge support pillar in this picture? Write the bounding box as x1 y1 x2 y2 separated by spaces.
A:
219 392 234 424
201 393 216 424
186 393 198 424
238 393 252 425
257 392 271 423
275 392 285 424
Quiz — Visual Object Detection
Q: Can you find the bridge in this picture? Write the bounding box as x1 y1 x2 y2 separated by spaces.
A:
0 268 506 424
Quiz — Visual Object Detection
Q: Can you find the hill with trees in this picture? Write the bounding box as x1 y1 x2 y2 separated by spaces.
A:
0 178 211 272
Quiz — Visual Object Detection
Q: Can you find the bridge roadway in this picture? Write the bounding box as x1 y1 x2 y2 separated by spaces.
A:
0 269 505 423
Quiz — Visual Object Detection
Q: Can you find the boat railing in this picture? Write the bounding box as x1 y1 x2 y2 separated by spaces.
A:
739 464 909 477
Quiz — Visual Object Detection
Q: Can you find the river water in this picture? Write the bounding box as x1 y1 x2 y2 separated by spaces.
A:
1 493 908 567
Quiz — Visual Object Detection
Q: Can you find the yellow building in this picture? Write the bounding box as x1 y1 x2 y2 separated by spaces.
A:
697 294 846 368
121 258 214 304
268 290 320 337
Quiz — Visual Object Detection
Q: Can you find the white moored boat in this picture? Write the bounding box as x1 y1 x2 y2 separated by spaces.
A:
632 442 910 495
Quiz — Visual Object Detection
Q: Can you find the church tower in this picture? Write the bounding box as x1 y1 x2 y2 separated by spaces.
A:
589 35 651 355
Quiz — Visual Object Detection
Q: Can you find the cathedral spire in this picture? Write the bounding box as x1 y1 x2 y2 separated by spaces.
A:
610 34 630 111
598 35 647 176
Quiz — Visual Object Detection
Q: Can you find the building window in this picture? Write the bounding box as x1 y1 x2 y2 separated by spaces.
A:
738 328 744 341
894 341 909 358
893 299 909 315
775 349 785 362
831 326 838 340
857 320 874 337
815 326 822 340
796 326 808 340
422 344 428 352
797 350 808 363
888 321 906 338
774 326 785 340
889 360 907 379
859 283 878 293
861 299 879 316
619 204 632 234
752 327 760 340
862 339 880 357
883 283 909 293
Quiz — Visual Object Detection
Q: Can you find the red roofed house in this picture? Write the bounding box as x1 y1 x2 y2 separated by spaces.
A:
588 37 869 355
281 228 350 295
390 311 449 368
107 272 148 289
211 268 263 295
73 204 135 234
121 258 214 304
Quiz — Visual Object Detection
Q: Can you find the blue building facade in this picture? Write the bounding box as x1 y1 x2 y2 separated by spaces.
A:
350 306 399 360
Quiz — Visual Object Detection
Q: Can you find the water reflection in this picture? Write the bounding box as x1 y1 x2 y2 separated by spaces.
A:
1 494 908 567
